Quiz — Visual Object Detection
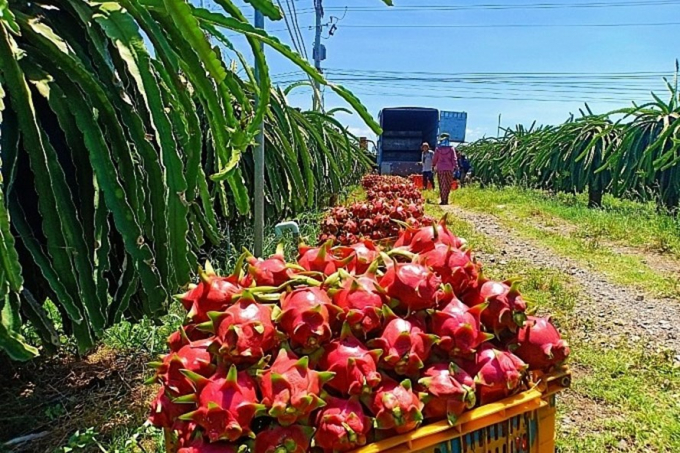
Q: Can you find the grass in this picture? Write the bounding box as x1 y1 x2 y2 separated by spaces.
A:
444 185 680 298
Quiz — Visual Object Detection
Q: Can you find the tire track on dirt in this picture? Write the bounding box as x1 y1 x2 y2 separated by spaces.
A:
445 206 680 356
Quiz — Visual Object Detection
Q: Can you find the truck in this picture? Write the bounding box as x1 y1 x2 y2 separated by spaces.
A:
377 107 468 176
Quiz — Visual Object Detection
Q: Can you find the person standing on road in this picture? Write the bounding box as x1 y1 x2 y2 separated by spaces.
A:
420 142 435 190
432 140 459 205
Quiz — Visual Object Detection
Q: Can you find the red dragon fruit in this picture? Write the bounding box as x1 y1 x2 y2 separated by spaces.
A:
465 279 527 335
298 240 352 277
363 376 424 433
258 348 334 426
254 425 315 453
245 244 299 287
510 316 570 371
430 290 493 358
464 345 528 405
167 325 211 352
394 216 463 253
176 263 243 323
318 324 382 396
418 363 476 425
148 387 194 429
368 309 435 376
416 244 479 297
178 438 245 453
314 396 371 452
180 365 263 442
339 239 380 275
329 267 384 335
212 294 278 363
378 259 442 312
148 339 214 396
277 287 340 351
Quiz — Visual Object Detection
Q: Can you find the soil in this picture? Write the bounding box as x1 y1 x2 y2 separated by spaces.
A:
444 206 680 356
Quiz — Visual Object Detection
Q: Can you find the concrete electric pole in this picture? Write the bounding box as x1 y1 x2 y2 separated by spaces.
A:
253 8 265 257
313 0 324 110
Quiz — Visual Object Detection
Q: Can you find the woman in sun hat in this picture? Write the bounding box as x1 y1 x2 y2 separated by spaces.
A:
432 133 459 205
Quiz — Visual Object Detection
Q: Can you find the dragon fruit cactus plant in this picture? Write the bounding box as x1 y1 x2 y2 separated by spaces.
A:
418 363 476 425
510 316 570 371
363 376 424 433
258 348 334 426
314 396 372 452
317 324 382 396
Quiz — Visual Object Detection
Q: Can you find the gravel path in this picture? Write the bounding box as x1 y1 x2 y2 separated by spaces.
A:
444 206 680 357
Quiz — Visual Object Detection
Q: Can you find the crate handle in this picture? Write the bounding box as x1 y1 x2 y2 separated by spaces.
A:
274 221 300 238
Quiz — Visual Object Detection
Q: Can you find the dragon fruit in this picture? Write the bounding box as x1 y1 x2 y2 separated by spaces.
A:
148 339 214 396
177 263 242 323
336 239 380 275
329 268 384 335
318 325 382 396
510 316 570 371
416 244 479 297
148 387 194 429
180 365 263 442
277 287 340 351
469 279 528 335
430 290 493 357
378 260 442 312
178 439 245 453
418 363 476 424
314 396 371 452
464 345 528 405
254 425 315 453
245 244 299 287
212 294 278 363
258 348 334 426
368 309 435 376
363 376 424 433
394 216 463 253
167 325 210 352
299 240 352 277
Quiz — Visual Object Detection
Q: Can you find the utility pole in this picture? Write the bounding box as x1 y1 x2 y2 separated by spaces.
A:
497 113 502 137
253 8 265 257
313 0 324 110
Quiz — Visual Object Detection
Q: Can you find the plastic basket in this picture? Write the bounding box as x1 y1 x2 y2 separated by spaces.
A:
350 369 571 453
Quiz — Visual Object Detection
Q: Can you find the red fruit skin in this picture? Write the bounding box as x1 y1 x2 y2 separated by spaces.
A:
363 377 424 434
214 299 278 363
417 245 479 297
378 263 441 312
430 297 491 357
393 220 462 254
418 363 476 424
246 253 295 287
332 275 384 335
278 287 339 350
178 438 241 453
474 280 528 334
348 240 380 275
148 387 194 429
153 339 214 396
254 425 315 453
466 345 528 405
299 242 350 276
188 367 260 442
314 396 371 452
167 325 211 352
258 349 332 426
369 316 434 376
179 275 242 323
511 316 570 371
318 334 382 396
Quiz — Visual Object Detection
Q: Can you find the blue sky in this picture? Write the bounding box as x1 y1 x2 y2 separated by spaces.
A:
225 0 680 142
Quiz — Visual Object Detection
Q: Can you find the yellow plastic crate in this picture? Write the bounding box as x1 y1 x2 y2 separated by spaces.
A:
350 369 571 453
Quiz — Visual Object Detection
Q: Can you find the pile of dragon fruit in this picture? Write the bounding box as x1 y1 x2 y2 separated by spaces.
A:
147 207 570 453
320 176 432 245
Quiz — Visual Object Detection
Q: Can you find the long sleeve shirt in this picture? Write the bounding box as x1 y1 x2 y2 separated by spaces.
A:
432 146 459 172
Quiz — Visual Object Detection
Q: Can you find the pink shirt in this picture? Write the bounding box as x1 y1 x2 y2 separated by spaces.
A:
432 146 459 172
